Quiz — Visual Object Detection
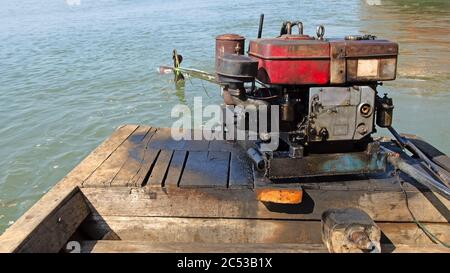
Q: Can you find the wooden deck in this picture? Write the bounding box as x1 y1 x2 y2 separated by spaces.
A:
0 124 449 253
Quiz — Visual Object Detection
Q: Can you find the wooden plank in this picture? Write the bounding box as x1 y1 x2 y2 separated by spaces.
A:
208 139 235 152
1 188 90 253
80 240 450 253
164 150 187 188
112 127 157 187
83 126 151 187
129 148 160 187
0 125 137 253
148 128 185 150
147 129 213 151
229 149 253 188
81 215 450 246
180 151 230 188
146 150 173 187
385 244 450 253
81 186 450 222
379 222 450 245
81 215 322 243
80 241 328 253
183 139 210 151
208 139 252 188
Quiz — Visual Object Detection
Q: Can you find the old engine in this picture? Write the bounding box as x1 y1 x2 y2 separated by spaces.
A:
215 20 397 179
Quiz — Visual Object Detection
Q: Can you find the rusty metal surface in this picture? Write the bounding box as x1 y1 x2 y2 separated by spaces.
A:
345 40 398 57
321 208 381 253
215 34 245 70
248 38 330 59
216 54 258 82
329 41 346 84
265 147 386 179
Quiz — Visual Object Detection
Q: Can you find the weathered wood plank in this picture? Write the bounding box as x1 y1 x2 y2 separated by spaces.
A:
83 126 151 187
208 139 235 152
81 215 449 245
112 127 157 187
81 215 322 243
183 139 211 151
148 128 185 150
80 241 328 253
385 244 450 253
128 149 160 187
180 151 230 188
378 222 450 245
81 186 450 222
229 149 253 189
80 240 449 253
0 125 137 253
0 188 90 253
146 149 173 187
164 150 188 188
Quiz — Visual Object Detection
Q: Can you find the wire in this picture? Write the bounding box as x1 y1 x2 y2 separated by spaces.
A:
395 173 450 249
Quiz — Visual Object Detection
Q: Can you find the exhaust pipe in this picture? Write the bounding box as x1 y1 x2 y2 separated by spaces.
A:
247 148 266 171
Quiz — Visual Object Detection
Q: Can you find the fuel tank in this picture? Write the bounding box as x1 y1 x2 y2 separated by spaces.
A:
248 35 398 85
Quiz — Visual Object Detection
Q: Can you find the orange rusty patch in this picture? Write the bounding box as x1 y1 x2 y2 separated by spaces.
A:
256 188 303 204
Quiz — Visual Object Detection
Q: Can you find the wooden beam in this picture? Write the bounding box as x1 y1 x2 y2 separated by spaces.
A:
81 215 322 244
80 240 449 253
164 150 188 187
81 215 449 246
386 244 450 253
81 186 450 222
129 149 160 187
80 240 328 253
0 188 90 253
147 150 173 187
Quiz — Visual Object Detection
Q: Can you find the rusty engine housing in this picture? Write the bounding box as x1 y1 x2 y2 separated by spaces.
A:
248 37 398 85
214 22 397 178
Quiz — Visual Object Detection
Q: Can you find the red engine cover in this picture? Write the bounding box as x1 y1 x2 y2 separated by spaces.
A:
248 36 330 85
248 36 398 85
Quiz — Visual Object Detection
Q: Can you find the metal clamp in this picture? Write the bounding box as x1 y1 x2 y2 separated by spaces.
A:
316 25 325 40
280 21 304 36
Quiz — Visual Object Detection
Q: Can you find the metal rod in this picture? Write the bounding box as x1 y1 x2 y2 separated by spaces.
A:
388 126 450 187
384 149 450 200
257 14 264 39
158 65 219 84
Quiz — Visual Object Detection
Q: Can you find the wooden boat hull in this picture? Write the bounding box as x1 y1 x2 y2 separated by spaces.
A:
0 124 448 253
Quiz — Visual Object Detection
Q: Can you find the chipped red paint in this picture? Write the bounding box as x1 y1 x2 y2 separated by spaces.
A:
249 37 330 85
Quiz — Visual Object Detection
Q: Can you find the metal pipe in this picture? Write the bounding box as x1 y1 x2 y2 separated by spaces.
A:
257 14 264 39
384 148 450 200
247 148 265 170
388 126 450 187
158 65 219 84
